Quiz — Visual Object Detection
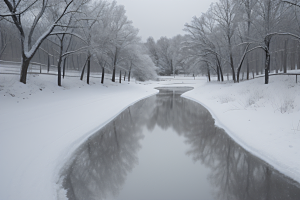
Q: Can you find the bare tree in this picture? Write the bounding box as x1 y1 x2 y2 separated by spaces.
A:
210 0 240 82
184 13 225 81
77 0 108 84
0 0 87 84
104 5 139 82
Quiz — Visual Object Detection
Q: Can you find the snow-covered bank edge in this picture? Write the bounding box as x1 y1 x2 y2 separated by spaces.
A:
181 75 300 185
182 94 300 184
54 90 159 199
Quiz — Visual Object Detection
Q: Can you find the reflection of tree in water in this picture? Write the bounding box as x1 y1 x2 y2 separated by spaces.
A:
59 97 156 200
60 88 300 200
150 88 300 200
176 99 300 200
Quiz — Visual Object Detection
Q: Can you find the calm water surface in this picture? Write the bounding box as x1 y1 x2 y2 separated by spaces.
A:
59 87 300 200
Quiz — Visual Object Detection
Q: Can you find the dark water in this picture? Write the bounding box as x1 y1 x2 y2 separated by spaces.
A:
59 87 300 200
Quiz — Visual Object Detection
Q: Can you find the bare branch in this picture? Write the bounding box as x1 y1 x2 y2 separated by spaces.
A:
0 0 39 17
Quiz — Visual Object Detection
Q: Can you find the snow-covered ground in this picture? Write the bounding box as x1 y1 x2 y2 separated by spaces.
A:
182 74 300 184
0 71 299 200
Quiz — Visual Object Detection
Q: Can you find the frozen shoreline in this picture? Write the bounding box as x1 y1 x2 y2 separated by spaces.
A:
181 76 300 184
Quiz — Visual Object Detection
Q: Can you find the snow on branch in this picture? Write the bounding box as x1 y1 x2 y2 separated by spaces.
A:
0 0 39 17
282 1 300 8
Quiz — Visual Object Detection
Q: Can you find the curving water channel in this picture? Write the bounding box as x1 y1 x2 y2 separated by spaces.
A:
59 87 300 200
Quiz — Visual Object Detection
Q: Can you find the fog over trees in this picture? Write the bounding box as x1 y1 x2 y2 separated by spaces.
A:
1 0 300 85
0 0 157 85
145 0 300 84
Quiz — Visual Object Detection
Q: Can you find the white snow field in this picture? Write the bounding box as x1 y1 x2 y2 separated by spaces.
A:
0 72 299 200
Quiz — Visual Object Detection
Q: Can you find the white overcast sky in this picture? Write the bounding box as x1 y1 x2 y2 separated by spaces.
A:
111 0 216 41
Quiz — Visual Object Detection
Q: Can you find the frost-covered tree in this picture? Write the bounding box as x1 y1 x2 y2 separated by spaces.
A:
210 0 240 82
77 0 109 84
153 35 184 76
125 44 157 81
0 0 89 84
184 11 226 81
103 4 139 82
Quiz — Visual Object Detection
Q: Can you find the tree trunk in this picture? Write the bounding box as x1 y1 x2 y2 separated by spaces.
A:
128 69 131 82
219 66 224 81
101 67 105 84
47 55 50 73
246 58 250 80
112 47 118 82
112 67 116 82
283 39 287 73
20 56 31 84
216 57 224 81
80 58 88 81
63 58 66 79
265 51 270 84
230 54 236 82
236 44 250 83
87 57 90 84
207 64 211 82
57 58 62 86
216 63 220 81
119 70 121 83
124 71 126 81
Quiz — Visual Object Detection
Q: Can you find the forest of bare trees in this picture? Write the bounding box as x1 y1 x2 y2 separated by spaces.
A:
1 0 300 86
145 0 300 84
0 0 157 86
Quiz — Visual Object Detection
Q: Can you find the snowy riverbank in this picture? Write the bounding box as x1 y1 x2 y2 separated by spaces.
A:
182 75 300 185
0 73 299 200
0 74 160 200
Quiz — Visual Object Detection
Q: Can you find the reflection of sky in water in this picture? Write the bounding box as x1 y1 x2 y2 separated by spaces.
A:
113 126 213 200
59 87 300 200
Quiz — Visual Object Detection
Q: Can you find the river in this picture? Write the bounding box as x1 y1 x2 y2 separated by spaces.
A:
58 87 300 200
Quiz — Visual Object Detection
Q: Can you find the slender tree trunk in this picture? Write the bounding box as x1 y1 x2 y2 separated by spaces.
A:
128 69 131 82
207 64 211 82
246 58 250 80
237 44 250 83
230 54 236 82
112 48 118 82
227 36 236 82
20 56 31 84
280 51 283 72
265 51 270 84
47 55 50 73
216 57 224 81
80 58 88 81
124 71 126 81
283 39 287 73
57 58 62 86
101 67 105 84
219 65 224 82
119 70 121 83
112 67 116 82
87 57 90 84
275 51 279 74
63 58 66 79
216 63 220 81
